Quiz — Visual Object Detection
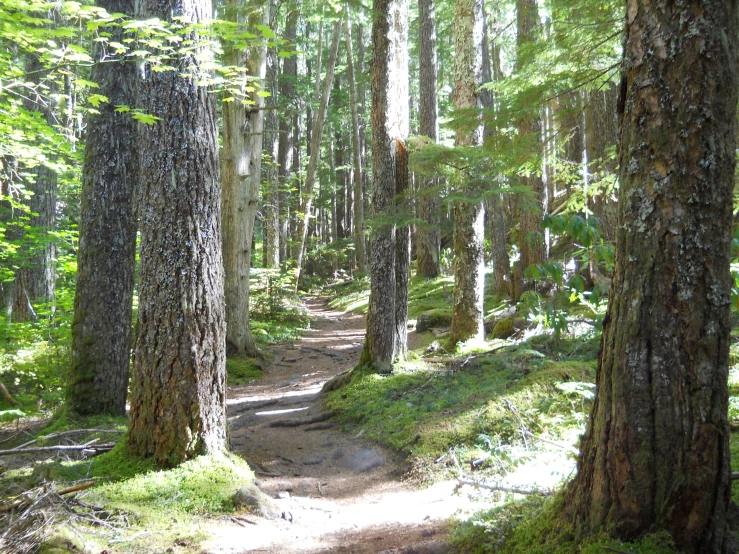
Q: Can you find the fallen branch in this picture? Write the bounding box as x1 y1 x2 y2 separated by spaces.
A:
456 477 553 496
0 481 95 514
12 428 122 450
423 344 517 365
731 472 739 481
0 443 116 457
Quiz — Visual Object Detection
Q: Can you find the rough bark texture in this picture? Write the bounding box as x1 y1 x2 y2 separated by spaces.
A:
515 0 545 287
362 0 409 372
415 0 440 279
394 141 410 360
566 2 738 552
68 0 137 417
345 11 366 273
292 21 341 286
128 0 227 466
449 0 485 346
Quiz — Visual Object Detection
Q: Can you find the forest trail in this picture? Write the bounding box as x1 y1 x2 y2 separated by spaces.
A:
205 297 460 554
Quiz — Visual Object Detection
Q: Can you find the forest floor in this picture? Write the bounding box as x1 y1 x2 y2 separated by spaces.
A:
206 297 467 554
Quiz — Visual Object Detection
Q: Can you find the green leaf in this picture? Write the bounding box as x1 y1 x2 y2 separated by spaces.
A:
88 94 108 107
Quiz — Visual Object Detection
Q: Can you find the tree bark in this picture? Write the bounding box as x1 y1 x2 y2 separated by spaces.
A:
278 8 299 267
68 0 138 417
515 0 545 290
362 0 409 372
128 0 227 466
345 10 366 273
415 0 440 279
292 20 341 287
263 35 280 269
449 0 485 347
565 2 738 552
482 4 510 298
222 0 269 357
585 83 619 244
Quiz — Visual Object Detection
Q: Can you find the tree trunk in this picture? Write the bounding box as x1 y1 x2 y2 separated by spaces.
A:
128 0 227 466
482 4 510 298
585 83 619 245
222 0 269 357
278 8 299 267
345 10 366 273
362 0 409 373
415 0 440 279
449 0 484 347
11 55 58 322
68 0 137 417
565 2 738 552
292 21 341 287
515 0 545 290
263 38 280 269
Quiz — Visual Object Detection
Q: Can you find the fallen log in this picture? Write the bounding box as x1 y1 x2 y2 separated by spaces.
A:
268 413 333 428
0 443 116 457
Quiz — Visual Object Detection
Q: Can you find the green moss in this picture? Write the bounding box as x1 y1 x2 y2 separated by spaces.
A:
492 318 515 339
88 450 254 515
226 357 264 385
450 495 679 554
325 342 596 459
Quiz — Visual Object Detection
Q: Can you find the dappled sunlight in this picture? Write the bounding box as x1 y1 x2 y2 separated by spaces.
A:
254 407 309 417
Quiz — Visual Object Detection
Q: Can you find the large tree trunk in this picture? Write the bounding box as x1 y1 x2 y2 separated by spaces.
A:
565 2 738 552
222 0 269 357
292 21 341 287
515 0 545 290
362 0 409 373
68 0 137 417
345 10 366 273
128 0 227 466
448 0 484 347
415 0 440 279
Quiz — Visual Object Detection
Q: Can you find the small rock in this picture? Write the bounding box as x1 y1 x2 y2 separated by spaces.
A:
421 529 436 537
277 491 291 499
340 449 385 474
231 486 281 520
301 456 323 465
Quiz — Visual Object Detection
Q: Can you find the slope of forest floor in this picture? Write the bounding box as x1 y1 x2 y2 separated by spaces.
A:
3 277 739 553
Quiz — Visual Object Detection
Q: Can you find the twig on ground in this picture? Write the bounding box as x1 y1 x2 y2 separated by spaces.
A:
501 397 530 450
456 477 553 496
523 429 580 456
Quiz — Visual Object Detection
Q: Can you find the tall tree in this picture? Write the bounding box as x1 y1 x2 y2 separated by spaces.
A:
362 0 409 372
448 0 485 346
68 0 138 416
292 20 341 286
277 7 299 267
345 8 366 273
565 2 738 551
222 0 270 357
515 0 545 291
128 0 227 466
415 0 440 278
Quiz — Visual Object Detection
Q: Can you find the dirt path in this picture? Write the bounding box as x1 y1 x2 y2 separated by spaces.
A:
204 298 460 554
